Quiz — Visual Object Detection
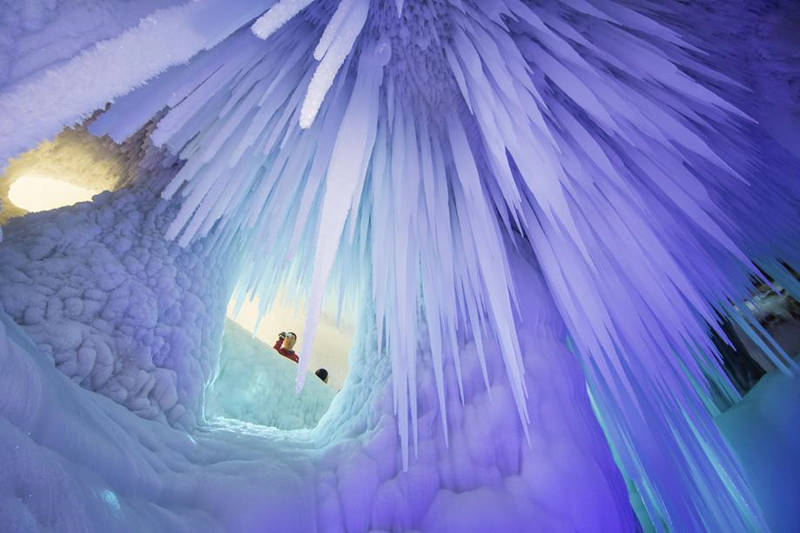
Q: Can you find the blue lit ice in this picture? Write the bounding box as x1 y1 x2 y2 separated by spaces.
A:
1 0 799 531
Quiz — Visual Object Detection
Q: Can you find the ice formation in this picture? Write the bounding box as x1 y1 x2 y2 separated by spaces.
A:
0 147 238 428
0 0 799 531
0 240 637 531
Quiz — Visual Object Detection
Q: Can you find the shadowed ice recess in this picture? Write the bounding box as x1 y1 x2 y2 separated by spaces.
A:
0 0 799 531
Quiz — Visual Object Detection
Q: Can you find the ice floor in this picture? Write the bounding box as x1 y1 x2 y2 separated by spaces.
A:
0 304 350 532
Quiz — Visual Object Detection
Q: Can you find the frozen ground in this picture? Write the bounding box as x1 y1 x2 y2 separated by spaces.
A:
0 305 320 531
205 320 336 430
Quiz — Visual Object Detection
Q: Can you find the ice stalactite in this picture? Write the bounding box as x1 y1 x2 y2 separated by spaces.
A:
300 35 388 391
3 0 799 530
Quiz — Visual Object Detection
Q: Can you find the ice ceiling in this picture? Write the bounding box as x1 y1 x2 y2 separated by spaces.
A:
0 0 799 531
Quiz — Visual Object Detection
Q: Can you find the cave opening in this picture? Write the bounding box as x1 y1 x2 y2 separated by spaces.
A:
0 124 126 223
204 289 356 430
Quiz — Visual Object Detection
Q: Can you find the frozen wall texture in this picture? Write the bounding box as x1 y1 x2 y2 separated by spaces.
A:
0 148 240 428
0 246 635 532
0 0 799 531
669 0 800 160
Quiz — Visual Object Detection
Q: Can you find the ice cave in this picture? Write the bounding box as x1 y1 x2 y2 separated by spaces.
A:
0 0 799 531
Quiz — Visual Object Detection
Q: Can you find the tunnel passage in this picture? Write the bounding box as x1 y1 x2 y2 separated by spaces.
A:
0 123 355 433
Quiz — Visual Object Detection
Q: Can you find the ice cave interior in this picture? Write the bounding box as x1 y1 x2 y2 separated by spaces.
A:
0 0 799 532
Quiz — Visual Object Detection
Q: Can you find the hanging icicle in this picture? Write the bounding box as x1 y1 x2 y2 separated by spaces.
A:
86 0 800 530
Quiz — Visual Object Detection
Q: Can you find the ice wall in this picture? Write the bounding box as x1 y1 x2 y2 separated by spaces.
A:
0 152 240 428
377 246 635 531
0 0 279 167
667 0 800 161
717 359 800 533
0 243 636 532
0 0 183 88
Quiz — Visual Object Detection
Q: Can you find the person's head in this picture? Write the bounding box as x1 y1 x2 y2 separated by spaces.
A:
315 368 328 383
284 331 297 350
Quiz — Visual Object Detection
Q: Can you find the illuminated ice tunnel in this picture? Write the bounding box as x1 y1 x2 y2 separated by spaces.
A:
1 0 799 531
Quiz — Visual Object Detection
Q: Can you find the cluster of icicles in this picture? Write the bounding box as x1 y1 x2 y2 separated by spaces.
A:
84 0 800 530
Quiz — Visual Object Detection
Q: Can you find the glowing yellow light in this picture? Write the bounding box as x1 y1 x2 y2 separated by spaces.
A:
8 173 99 213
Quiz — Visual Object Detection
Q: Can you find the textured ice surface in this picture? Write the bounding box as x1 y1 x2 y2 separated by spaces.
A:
0 0 182 88
0 0 274 168
0 248 636 531
205 320 335 430
0 154 237 428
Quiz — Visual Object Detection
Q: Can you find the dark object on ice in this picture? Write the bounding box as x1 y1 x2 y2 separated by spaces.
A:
273 331 299 363
315 368 329 383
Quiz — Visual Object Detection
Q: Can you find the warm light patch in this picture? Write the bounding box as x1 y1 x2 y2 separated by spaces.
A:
9 173 100 212
1 124 127 224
